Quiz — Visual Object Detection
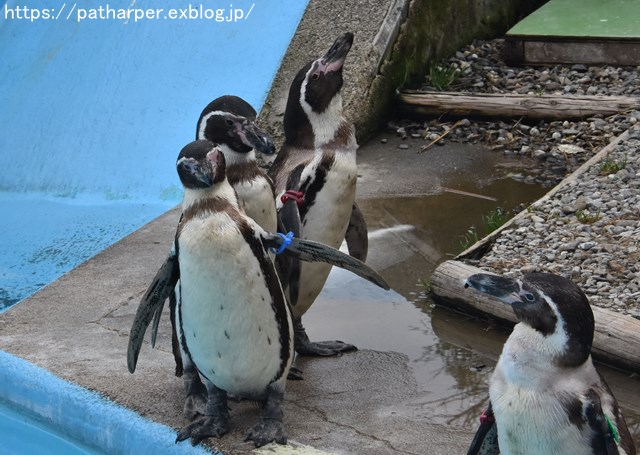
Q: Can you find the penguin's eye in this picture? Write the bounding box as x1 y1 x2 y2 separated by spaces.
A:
311 73 320 80
523 292 536 302
225 119 234 127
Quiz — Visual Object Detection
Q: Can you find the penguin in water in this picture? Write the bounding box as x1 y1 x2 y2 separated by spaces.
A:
464 272 636 455
128 141 389 447
268 31 370 358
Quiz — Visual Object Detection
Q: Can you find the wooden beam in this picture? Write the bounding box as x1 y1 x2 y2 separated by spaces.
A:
505 38 640 66
399 91 640 120
430 260 640 374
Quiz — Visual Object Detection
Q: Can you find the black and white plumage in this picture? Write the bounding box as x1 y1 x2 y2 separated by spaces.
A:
268 31 370 358
127 141 389 446
174 140 292 446
145 97 278 416
464 272 636 455
196 95 277 232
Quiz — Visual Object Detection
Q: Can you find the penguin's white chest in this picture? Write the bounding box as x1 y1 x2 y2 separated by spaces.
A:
490 384 590 455
235 176 277 233
291 152 357 317
490 331 595 455
303 153 357 246
177 212 287 397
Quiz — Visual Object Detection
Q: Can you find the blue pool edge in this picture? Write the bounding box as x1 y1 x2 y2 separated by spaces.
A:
0 350 216 455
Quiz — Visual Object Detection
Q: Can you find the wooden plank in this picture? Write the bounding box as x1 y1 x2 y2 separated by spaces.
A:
522 40 640 66
398 91 640 120
430 260 640 373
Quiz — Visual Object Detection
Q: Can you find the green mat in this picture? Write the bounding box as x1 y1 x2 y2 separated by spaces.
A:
508 0 640 39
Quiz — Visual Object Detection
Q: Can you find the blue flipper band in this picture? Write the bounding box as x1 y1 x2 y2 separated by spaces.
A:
270 231 294 255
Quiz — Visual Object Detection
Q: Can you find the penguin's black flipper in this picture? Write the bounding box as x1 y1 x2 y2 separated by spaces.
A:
585 390 623 455
345 202 368 262
127 252 180 373
150 300 165 348
265 234 390 291
274 217 292 290
467 403 500 455
149 250 180 348
276 164 305 306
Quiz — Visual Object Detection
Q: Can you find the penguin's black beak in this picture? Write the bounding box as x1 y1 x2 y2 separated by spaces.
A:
318 32 353 74
177 156 213 188
464 273 522 306
241 121 277 155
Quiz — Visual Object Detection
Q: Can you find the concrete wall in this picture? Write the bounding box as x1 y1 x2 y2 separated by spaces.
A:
0 1 309 307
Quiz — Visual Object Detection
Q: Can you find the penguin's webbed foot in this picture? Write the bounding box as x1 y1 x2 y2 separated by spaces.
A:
247 383 287 447
287 364 304 380
182 365 207 419
245 419 287 447
177 379 229 445
183 388 208 420
176 415 229 445
294 320 357 357
296 339 357 357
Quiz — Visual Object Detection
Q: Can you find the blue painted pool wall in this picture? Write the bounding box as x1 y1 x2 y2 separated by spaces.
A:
0 0 307 203
0 0 309 307
0 351 215 455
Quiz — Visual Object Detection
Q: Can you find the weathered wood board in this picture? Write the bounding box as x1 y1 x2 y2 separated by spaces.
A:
399 91 640 120
504 39 640 66
503 0 640 65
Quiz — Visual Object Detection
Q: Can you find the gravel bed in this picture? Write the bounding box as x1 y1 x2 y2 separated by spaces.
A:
391 39 640 188
401 39 640 318
470 129 640 319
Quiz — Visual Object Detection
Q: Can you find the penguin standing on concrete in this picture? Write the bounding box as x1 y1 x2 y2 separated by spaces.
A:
146 96 278 418
172 141 290 447
128 141 388 446
268 31 370 358
464 272 636 455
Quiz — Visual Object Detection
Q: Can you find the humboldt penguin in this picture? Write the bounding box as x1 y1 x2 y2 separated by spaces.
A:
196 95 277 232
127 141 389 446
268 31 370 358
148 96 278 415
464 272 636 455
173 140 291 447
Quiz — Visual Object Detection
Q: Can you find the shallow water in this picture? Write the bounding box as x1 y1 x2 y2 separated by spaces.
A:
0 399 103 455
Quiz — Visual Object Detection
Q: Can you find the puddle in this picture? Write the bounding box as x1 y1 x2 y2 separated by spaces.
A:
304 143 640 443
